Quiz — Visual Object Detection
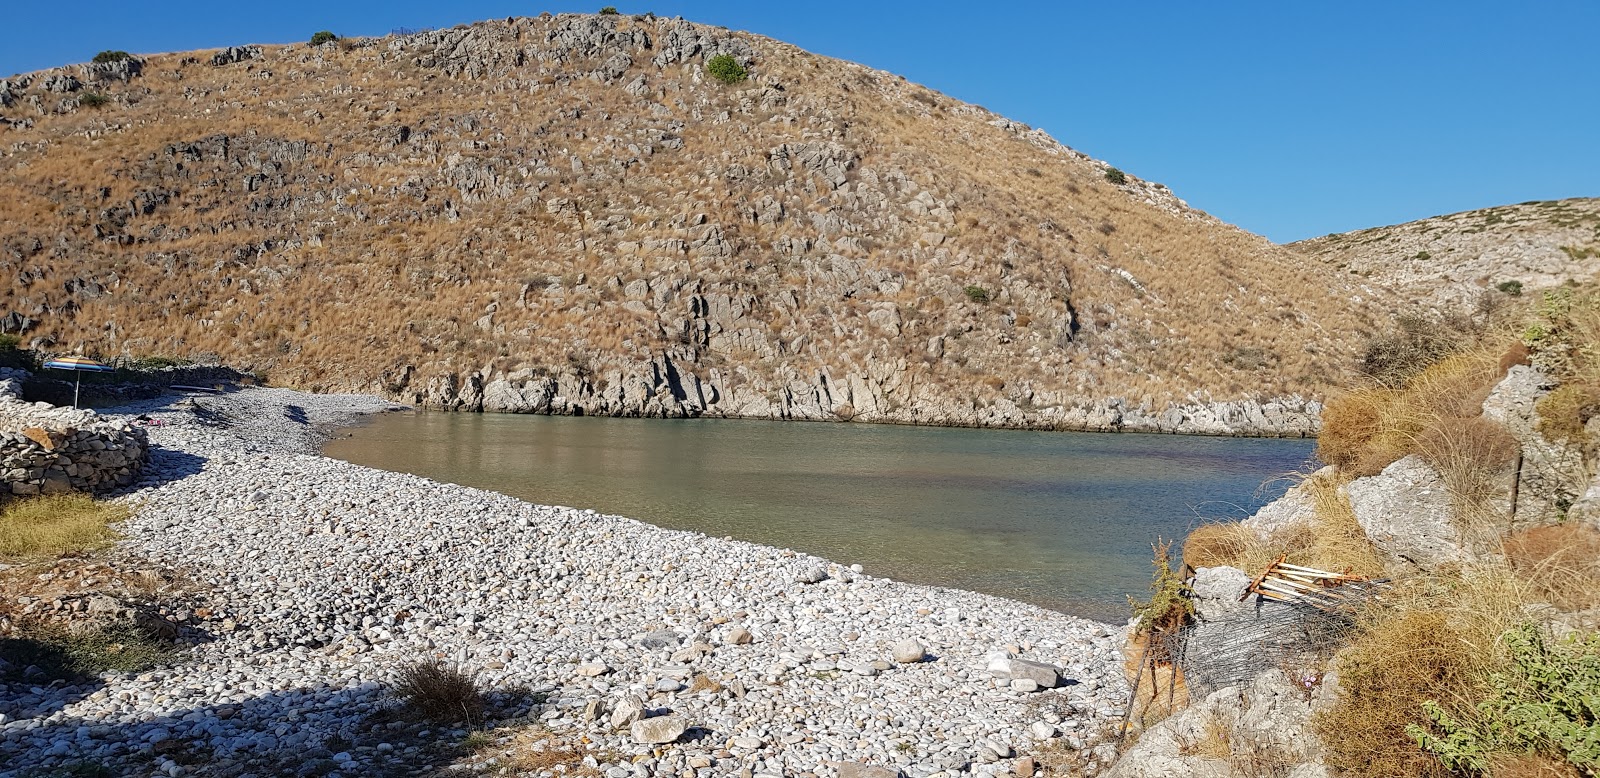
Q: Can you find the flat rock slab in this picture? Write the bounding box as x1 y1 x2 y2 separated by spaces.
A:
631 714 688 745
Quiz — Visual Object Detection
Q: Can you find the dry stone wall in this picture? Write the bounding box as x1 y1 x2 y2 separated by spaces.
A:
0 368 147 495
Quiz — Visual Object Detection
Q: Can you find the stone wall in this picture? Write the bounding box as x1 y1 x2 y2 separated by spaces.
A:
0 368 148 496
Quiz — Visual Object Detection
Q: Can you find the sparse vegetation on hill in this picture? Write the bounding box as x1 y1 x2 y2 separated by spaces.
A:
0 14 1376 424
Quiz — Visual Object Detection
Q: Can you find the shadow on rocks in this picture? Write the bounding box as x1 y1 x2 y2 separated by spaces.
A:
0 683 482 778
117 446 207 493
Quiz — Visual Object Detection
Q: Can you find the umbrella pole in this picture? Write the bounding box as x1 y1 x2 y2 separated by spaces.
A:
74 374 81 409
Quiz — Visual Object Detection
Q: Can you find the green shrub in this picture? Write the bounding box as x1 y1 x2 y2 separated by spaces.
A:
598 5 619 13
78 93 110 108
1497 280 1524 296
706 54 747 84
1409 624 1600 774
92 50 131 64
309 30 338 46
963 285 990 304
1104 167 1127 185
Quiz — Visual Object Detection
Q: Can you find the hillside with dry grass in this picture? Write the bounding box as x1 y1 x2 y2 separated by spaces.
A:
1292 198 1600 310
0 13 1381 428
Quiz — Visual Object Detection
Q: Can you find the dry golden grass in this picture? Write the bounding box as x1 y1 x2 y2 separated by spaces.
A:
0 14 1378 411
1502 524 1600 612
393 659 485 724
0 495 128 559
1488 753 1586 778
1180 473 1383 579
1319 345 1514 477
1319 562 1538 778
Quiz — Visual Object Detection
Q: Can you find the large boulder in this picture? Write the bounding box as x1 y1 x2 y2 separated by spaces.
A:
1343 455 1467 572
1240 471 1327 537
1105 669 1334 778
1482 366 1589 525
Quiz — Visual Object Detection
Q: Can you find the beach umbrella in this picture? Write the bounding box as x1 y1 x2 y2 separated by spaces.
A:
43 355 114 408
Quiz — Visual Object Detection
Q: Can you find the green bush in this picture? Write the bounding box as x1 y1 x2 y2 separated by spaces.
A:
1409 624 1600 774
599 5 619 13
92 50 131 64
963 285 990 304
1497 280 1524 296
78 93 110 108
310 30 338 46
1104 167 1127 185
706 54 748 84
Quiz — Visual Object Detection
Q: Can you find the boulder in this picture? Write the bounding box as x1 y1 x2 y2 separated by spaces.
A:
835 764 903 778
1343 455 1467 572
1240 472 1325 536
608 695 645 730
987 657 1060 688
630 714 688 745
722 626 753 645
795 563 828 584
1188 566 1251 620
1482 365 1589 525
891 638 926 664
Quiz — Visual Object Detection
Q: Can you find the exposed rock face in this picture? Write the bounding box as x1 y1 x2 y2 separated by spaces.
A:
1343 455 1467 572
1105 669 1334 778
0 14 1376 437
1483 365 1589 524
0 369 148 494
1239 470 1325 536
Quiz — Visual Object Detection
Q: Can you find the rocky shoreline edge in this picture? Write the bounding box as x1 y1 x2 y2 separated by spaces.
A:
2 387 1132 777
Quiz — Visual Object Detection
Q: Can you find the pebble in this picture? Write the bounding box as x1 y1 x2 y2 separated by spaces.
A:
0 387 1130 774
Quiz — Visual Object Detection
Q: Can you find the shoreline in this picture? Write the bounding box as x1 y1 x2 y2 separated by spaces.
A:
2 387 1131 776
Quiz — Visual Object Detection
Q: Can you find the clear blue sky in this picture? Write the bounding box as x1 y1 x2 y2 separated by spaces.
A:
5 1 1596 243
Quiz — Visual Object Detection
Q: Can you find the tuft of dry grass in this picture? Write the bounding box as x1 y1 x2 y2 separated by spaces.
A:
394 659 486 724
0 494 128 559
1319 562 1536 778
1181 473 1383 579
1488 753 1586 778
1503 524 1600 612
1535 382 1600 442
1319 346 1513 477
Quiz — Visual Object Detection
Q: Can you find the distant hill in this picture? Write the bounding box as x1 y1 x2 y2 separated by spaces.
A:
1291 198 1600 309
0 13 1379 428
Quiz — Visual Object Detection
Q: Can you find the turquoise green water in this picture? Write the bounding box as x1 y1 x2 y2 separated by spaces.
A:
323 412 1314 621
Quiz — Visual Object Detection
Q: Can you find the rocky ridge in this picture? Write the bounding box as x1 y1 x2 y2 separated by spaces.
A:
1 13 1378 435
1292 197 1600 310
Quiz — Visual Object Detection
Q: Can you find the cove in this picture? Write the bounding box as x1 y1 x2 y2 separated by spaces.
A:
324 412 1315 622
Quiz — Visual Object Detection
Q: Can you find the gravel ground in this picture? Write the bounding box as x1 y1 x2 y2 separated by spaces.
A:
2 388 1130 777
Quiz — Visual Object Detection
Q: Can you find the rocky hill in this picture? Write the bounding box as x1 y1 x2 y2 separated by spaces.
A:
1291 197 1600 310
0 13 1382 431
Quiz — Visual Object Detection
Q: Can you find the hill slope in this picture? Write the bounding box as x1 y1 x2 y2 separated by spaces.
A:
0 14 1379 430
1291 198 1600 309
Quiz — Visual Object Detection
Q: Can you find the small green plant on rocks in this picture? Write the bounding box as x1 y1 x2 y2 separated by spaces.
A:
598 6 620 13
706 54 747 84
1104 167 1128 185
1497 279 1524 296
1409 624 1600 774
92 51 131 64
79 93 110 109
963 285 991 304
309 31 338 46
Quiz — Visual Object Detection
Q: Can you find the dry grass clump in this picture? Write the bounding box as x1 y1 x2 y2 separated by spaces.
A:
1181 473 1383 579
394 659 486 724
0 494 128 559
1503 524 1600 611
1416 416 1520 542
1317 609 1484 778
1319 346 1514 477
1535 382 1600 442
1488 753 1586 778
1319 563 1537 778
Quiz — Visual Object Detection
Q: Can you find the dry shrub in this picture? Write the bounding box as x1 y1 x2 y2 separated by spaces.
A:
1320 563 1533 778
1535 381 1600 442
1181 474 1382 580
1320 347 1512 477
1182 522 1257 571
0 494 128 559
1503 524 1600 611
1488 753 1585 778
1317 610 1480 778
1299 474 1386 579
394 659 485 724
1416 416 1519 530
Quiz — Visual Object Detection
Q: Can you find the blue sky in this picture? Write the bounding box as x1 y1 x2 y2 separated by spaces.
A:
4 1 1596 243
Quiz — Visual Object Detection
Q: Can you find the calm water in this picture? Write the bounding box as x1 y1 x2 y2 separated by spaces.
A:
324 413 1314 622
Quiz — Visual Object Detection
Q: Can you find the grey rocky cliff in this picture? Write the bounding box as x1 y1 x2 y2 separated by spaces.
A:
1482 365 1590 525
